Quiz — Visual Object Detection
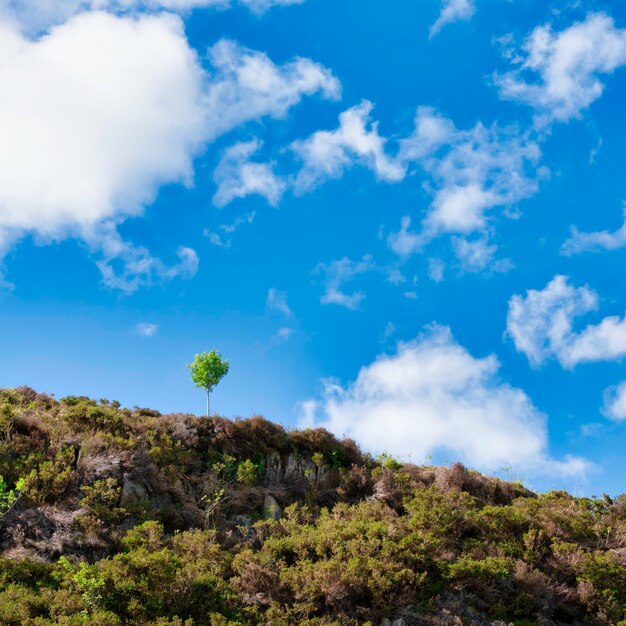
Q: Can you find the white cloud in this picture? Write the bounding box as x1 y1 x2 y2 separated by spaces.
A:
428 258 445 283
381 321 396 342
0 11 206 289
237 0 303 13
95 227 199 292
213 140 286 208
387 217 424 258
495 13 626 125
203 39 340 141
204 211 256 249
386 267 406 286
292 101 405 193
266 288 292 317
430 0 475 39
397 105 455 161
562 204 626 255
0 0 304 34
302 325 587 476
315 255 375 310
453 236 513 274
388 108 540 258
273 326 294 342
136 322 159 337
0 12 337 289
602 382 626 421
507 275 626 368
403 108 541 239
285 103 538 269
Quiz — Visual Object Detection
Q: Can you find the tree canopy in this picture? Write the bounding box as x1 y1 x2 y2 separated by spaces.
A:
188 351 230 417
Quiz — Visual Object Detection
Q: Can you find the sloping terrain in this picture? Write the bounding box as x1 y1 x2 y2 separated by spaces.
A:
0 387 625 625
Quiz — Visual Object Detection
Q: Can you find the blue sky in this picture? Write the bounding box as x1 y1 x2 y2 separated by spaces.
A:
2 0 626 494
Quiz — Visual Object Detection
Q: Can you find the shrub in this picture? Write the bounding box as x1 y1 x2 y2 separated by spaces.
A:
80 478 125 525
236 459 262 486
22 445 76 504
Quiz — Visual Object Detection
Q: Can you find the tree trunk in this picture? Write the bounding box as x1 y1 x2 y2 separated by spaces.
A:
206 388 210 418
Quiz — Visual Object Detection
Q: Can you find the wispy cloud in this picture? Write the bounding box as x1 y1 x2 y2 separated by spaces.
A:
562 204 626 255
136 322 159 337
429 0 475 39
213 140 286 208
290 102 539 272
266 288 293 317
452 236 513 275
273 326 294 343
204 211 256 249
428 258 445 283
0 0 306 34
391 107 541 253
602 382 626 421
495 13 626 126
314 254 376 310
292 101 405 193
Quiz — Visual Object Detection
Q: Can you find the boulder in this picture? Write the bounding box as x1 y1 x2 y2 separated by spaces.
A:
263 494 282 520
119 474 148 507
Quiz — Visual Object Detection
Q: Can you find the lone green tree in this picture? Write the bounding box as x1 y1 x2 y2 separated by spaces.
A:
188 351 230 417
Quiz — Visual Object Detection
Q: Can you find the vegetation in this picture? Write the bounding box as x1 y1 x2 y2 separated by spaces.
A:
188 351 230 418
1 386 626 625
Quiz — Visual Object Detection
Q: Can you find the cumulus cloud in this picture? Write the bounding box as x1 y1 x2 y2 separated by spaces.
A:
495 13 626 125
292 101 405 193
266 288 292 317
213 140 286 208
0 12 337 289
507 275 626 368
430 0 475 39
404 108 540 238
314 255 376 310
287 103 538 267
602 382 626 421
562 204 626 255
203 39 340 140
302 325 587 475
136 322 159 337
388 108 540 259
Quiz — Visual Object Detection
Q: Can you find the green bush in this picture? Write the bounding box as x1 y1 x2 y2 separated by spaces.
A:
22 445 75 504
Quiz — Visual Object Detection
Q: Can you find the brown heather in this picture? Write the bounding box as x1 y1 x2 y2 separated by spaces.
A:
0 387 625 625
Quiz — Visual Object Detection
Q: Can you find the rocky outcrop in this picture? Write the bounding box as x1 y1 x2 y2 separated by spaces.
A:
119 474 149 507
262 494 282 520
264 451 331 487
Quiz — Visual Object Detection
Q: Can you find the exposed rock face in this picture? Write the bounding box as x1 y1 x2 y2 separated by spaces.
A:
119 474 148 507
264 451 282 486
262 494 282 520
264 451 325 486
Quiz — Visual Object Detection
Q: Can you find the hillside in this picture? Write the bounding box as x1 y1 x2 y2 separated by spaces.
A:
0 387 625 625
